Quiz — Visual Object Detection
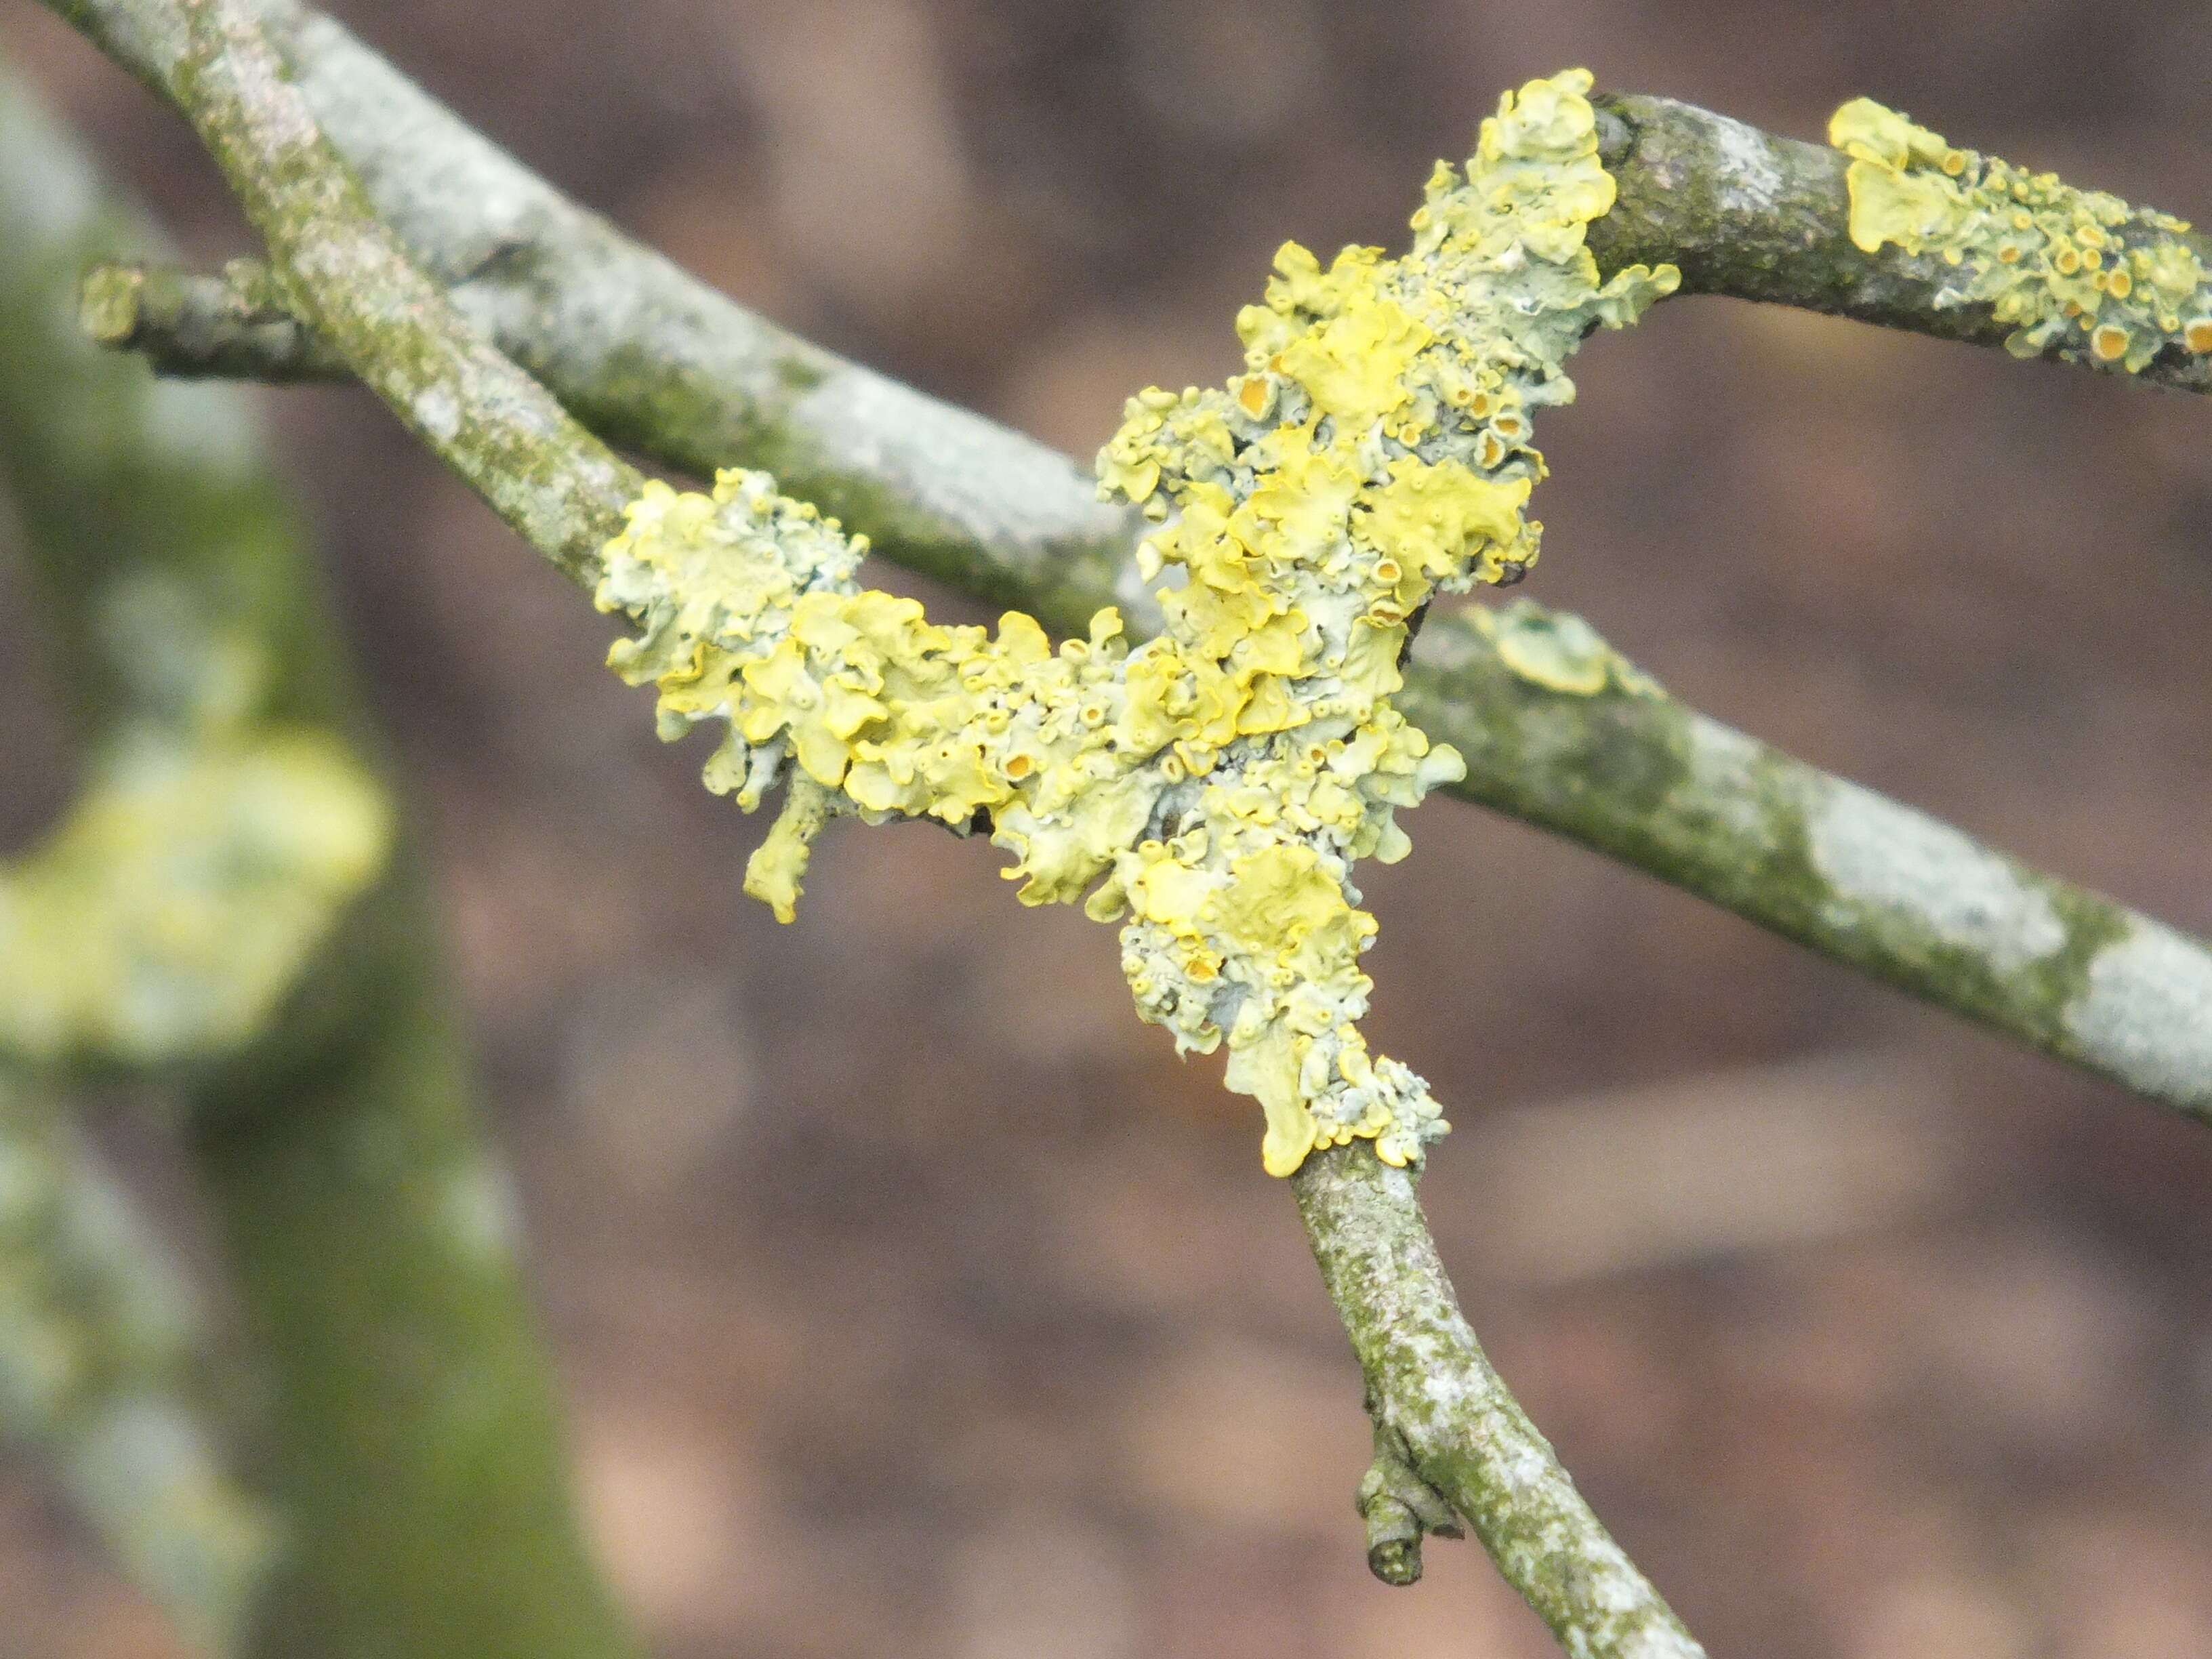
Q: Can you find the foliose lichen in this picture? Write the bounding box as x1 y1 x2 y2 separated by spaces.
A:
595 68 1676 1174
1474 599 1662 699
1831 96 2212 371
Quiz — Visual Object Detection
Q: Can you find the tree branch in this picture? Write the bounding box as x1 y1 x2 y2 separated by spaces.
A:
93 85 2212 407
1295 1143 1703 1656
1355 1411 1465 1587
1405 607 2212 1123
44 0 638 588
1586 94 2212 393
41 5 1724 1648
79 255 346 380
35 7 2212 1653
62 0 2212 1123
52 0 1149 628
79 264 2212 1126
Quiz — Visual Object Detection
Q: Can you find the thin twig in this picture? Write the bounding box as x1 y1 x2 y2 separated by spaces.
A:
1295 1143 1704 1656
79 255 346 379
1586 93 2212 394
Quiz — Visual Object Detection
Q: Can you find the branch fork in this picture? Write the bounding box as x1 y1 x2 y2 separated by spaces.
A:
26 2 2212 1654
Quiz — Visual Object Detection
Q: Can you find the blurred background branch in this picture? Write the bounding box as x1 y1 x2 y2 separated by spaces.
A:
0 48 637 1658
0 1066 270 1656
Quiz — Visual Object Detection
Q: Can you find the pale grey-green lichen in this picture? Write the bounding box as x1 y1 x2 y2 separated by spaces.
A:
1806 783 2066 975
2064 924 2212 1108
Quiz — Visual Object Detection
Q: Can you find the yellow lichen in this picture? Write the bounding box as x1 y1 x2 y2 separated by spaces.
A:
0 606 390 1071
594 70 1675 1174
0 573 391 1071
1831 96 2210 373
1475 599 1662 699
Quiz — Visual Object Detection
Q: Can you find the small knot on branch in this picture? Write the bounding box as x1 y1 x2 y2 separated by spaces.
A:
77 261 146 347
77 258 346 380
1355 1413 1462 1586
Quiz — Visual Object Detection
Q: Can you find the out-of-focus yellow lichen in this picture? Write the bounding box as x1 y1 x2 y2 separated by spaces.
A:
596 70 1674 1174
0 735 388 1067
0 581 390 1070
1831 96 2212 372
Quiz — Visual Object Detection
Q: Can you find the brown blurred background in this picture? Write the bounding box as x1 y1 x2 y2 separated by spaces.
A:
3 2 2212 1654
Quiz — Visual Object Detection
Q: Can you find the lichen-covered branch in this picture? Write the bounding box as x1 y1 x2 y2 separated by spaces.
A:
1586 94 2212 392
68 2 2212 506
590 75 1708 1650
594 73 1675 1182
1404 602 2212 1120
58 0 2212 1132
39 7 2211 1654
0 47 637 1658
83 335 2212 1129
1295 1143 1703 1656
62 12 1704 1646
50 0 1146 626
0 1068 273 1656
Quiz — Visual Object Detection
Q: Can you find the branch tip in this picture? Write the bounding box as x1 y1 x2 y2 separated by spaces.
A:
1357 1416 1465 1586
77 261 144 346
